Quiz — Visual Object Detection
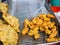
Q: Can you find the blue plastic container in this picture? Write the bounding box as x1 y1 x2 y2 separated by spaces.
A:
50 0 60 6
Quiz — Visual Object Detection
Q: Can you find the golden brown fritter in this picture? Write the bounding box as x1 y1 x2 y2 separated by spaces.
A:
32 17 40 24
0 3 8 13
46 38 58 42
47 14 55 18
2 13 20 32
0 25 18 45
0 3 20 45
22 27 29 35
39 26 45 32
28 22 35 29
34 34 40 39
45 30 51 35
49 31 58 38
0 20 4 24
22 14 58 42
24 19 30 27
28 30 34 36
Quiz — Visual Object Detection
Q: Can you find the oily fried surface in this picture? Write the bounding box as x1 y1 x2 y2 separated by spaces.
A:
0 19 8 25
2 13 20 32
0 20 4 24
22 14 60 42
0 25 18 45
0 3 20 45
0 3 8 13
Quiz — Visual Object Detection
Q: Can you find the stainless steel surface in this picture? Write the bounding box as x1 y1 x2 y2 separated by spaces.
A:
6 0 60 45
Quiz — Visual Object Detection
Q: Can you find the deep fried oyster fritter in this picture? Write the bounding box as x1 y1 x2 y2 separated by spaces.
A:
2 13 20 32
0 3 8 13
0 25 18 45
0 3 20 45
22 19 40 39
22 14 59 42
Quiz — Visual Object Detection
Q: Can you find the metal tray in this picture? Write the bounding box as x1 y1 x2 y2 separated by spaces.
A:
6 0 60 45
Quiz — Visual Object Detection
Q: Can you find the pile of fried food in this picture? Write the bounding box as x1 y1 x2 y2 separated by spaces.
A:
0 2 60 45
0 3 20 45
22 14 60 42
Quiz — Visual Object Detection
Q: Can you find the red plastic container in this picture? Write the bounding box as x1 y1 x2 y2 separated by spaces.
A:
50 6 60 12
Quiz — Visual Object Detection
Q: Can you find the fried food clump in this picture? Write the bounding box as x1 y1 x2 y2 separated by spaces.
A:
3 13 20 32
0 3 20 45
0 3 8 13
0 25 18 45
22 14 60 42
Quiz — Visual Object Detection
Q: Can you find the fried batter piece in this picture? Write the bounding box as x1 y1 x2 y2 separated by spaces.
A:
39 26 45 32
34 34 40 39
0 3 20 45
0 25 18 45
32 17 40 24
0 20 4 24
0 19 8 25
22 14 58 42
0 3 8 13
33 29 39 35
22 27 29 35
28 30 34 36
36 19 43 26
47 14 55 18
2 13 20 32
45 30 51 35
48 22 55 28
41 22 48 27
38 14 47 19
24 19 30 27
22 19 40 39
49 31 58 38
28 26 39 35
28 22 35 29
43 17 50 21
47 38 58 42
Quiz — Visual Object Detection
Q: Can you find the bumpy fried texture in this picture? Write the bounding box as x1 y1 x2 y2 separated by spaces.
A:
46 38 58 42
22 14 59 42
39 26 44 32
0 3 20 45
32 17 40 24
22 19 40 39
45 30 51 35
2 13 20 32
0 20 4 24
24 19 30 27
0 25 18 45
22 27 29 35
28 30 34 36
47 14 55 18
28 22 35 29
34 34 40 39
49 31 58 38
0 3 8 13
0 19 8 25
